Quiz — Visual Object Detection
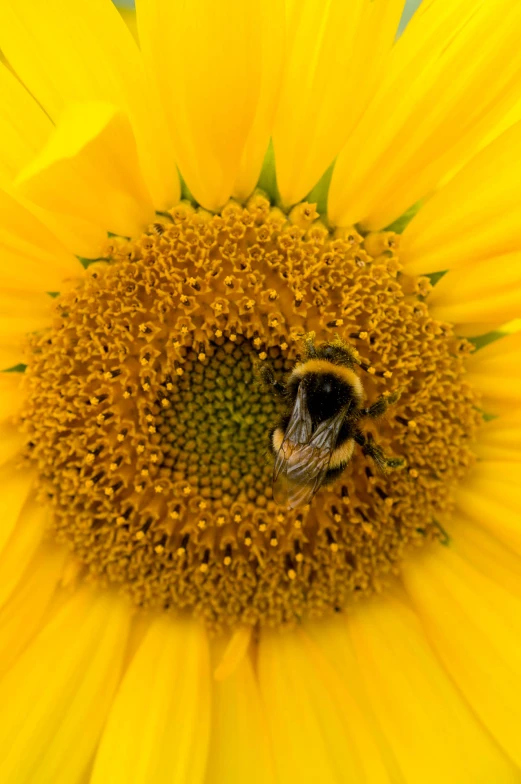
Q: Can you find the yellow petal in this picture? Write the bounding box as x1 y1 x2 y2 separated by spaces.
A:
462 478 521 516
232 0 285 201
457 485 521 556
303 617 401 782
213 626 252 681
0 341 26 372
0 289 52 337
137 0 266 211
437 80 521 190
0 61 52 183
0 370 24 420
401 121 521 274
498 318 521 334
0 0 179 209
474 413 521 462
258 625 389 783
455 320 507 339
467 459 520 486
0 495 46 608
465 331 521 415
447 517 521 601
0 185 83 292
0 588 131 784
426 251 521 330
455 460 521 556
0 421 25 468
29 204 108 261
0 543 65 672
16 102 154 238
117 7 138 44
274 0 404 208
403 543 521 769
0 461 35 555
347 591 518 783
329 1 521 229
91 615 210 784
206 636 274 784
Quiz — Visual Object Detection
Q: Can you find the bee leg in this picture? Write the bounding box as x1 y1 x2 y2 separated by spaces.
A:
354 429 404 471
361 388 402 420
259 363 286 397
303 332 318 358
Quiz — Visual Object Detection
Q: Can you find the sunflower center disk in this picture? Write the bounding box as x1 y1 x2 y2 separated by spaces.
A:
22 196 481 630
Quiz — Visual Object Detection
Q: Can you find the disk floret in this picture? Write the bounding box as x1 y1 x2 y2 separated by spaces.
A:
21 195 481 630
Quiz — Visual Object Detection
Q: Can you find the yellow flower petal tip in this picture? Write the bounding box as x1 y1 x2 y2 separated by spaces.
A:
15 101 154 237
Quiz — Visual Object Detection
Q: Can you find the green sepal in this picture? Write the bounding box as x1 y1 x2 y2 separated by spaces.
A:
179 170 197 205
385 200 422 234
306 161 334 219
257 140 280 205
467 330 506 352
426 270 447 287
3 363 27 373
77 256 110 269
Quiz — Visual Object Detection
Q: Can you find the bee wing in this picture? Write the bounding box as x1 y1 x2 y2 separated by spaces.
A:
273 391 347 509
272 384 313 507
279 383 312 449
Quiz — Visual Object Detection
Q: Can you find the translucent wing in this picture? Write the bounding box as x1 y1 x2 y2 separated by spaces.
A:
273 384 347 509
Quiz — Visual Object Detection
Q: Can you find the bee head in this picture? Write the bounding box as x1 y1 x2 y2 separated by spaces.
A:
313 338 358 368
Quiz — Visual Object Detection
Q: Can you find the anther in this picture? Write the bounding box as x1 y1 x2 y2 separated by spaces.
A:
286 554 297 580
136 517 153 539
200 549 210 573
155 535 167 554
177 533 190 556
395 415 416 428
325 528 337 550
375 486 388 501
331 505 342 524
223 544 232 566
356 508 369 523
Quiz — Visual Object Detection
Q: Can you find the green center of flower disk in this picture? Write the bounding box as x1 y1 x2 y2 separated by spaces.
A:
22 195 481 632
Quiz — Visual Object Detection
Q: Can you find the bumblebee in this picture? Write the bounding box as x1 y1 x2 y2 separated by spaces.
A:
261 335 403 509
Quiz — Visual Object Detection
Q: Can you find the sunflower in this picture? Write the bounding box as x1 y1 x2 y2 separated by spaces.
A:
1 0 521 781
